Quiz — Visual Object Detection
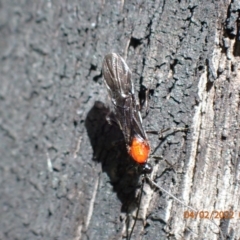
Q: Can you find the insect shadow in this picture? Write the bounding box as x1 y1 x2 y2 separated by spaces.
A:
85 101 142 213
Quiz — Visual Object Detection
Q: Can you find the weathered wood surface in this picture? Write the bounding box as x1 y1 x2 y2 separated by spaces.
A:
0 0 239 239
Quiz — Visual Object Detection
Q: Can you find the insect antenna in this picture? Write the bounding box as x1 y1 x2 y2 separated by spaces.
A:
145 176 225 240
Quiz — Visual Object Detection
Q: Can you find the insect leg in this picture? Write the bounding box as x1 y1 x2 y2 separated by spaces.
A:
127 176 145 240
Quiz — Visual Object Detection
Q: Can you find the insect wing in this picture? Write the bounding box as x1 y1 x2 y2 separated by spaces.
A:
102 53 147 145
102 53 134 102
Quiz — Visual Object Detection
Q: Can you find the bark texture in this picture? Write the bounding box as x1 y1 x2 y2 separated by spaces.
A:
0 0 239 239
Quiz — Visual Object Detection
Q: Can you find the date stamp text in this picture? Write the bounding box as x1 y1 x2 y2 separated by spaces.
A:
184 210 237 219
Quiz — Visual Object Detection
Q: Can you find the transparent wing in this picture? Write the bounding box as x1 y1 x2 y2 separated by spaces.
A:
102 53 147 144
102 53 134 102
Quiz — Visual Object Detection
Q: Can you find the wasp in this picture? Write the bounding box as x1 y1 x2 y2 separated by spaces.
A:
102 53 197 240
102 53 152 174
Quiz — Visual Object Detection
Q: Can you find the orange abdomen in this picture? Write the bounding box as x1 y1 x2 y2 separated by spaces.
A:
128 137 150 164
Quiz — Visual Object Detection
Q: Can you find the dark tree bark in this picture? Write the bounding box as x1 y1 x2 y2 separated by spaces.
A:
0 0 239 239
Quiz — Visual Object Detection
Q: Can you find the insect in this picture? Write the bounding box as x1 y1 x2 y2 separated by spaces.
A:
102 53 152 174
101 53 225 240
